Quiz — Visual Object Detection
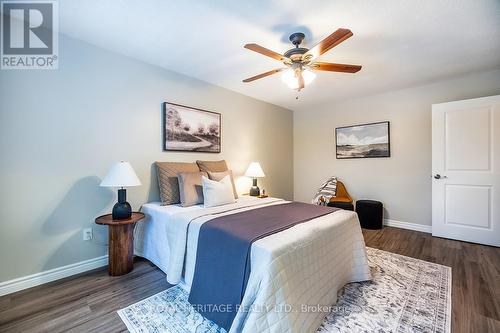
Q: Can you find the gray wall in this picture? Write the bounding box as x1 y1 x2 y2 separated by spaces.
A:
294 69 500 226
0 35 293 282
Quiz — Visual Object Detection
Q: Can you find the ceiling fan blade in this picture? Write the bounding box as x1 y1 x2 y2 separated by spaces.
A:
244 43 289 62
309 62 362 73
295 68 305 90
302 28 353 62
242 68 285 82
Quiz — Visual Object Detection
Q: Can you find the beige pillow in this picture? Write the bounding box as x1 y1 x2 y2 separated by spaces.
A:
196 160 228 173
156 162 200 205
177 171 207 207
207 170 238 199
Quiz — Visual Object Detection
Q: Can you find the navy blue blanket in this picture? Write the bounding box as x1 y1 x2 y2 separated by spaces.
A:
188 202 338 330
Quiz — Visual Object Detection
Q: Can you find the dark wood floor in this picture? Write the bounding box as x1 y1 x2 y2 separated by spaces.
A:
0 227 499 332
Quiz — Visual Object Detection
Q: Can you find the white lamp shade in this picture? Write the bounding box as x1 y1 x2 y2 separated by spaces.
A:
100 161 141 187
245 162 265 178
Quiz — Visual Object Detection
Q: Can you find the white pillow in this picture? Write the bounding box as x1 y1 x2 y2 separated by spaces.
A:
202 175 236 208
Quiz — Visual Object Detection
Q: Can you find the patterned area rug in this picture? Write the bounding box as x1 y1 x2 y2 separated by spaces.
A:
118 248 451 333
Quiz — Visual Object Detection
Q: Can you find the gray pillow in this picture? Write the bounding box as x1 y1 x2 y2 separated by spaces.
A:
177 171 207 207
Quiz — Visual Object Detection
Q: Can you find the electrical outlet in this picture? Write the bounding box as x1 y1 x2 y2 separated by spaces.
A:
83 228 93 241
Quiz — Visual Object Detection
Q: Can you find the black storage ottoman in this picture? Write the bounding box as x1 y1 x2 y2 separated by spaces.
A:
356 200 383 229
327 201 354 211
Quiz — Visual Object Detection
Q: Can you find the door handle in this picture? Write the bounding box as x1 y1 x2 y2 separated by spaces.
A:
433 174 447 179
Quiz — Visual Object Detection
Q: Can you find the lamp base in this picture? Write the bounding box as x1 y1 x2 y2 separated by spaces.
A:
249 178 260 196
112 188 132 220
112 202 132 220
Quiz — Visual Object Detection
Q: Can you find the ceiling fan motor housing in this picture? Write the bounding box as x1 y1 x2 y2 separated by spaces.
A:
284 47 308 61
285 32 309 62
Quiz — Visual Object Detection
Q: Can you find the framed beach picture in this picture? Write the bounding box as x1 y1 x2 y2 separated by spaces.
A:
335 121 390 159
163 102 221 153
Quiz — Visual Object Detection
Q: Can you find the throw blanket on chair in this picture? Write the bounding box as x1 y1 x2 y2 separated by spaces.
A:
312 176 337 205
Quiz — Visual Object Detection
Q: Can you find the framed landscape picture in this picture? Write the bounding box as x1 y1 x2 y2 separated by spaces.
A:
163 102 221 153
335 121 390 159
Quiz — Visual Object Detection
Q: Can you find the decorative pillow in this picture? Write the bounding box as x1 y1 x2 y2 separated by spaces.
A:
177 171 207 207
196 160 228 173
207 170 239 199
202 175 236 208
156 162 200 205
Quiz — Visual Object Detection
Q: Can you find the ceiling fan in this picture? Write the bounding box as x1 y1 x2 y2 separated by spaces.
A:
242 28 361 91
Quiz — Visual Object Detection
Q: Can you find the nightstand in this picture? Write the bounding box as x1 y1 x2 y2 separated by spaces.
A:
95 212 145 276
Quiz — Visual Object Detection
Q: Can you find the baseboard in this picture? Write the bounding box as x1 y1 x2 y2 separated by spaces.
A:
0 255 108 297
383 219 432 233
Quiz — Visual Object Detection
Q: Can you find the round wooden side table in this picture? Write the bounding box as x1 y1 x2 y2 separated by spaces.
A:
95 212 146 276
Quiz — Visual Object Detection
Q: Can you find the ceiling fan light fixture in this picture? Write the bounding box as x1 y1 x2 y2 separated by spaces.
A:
281 69 298 89
302 69 316 84
281 68 316 90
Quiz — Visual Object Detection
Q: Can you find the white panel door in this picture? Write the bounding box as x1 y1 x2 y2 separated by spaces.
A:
432 95 500 247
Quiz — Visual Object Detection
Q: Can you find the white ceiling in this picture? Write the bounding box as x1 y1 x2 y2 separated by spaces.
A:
60 0 500 111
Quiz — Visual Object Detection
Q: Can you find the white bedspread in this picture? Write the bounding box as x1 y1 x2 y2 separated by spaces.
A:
135 197 371 333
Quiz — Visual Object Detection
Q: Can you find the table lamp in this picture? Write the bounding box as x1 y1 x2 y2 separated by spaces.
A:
100 161 141 219
245 162 265 196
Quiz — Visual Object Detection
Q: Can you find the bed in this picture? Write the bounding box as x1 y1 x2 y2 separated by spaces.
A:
135 196 371 333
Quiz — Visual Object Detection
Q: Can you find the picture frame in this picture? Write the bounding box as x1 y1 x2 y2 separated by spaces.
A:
162 102 221 153
335 121 390 159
